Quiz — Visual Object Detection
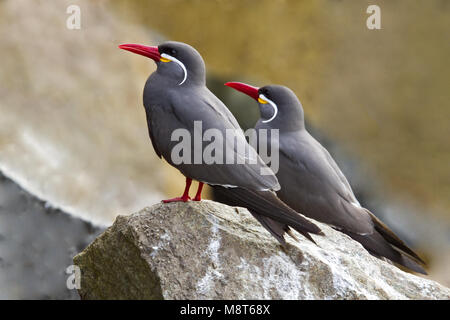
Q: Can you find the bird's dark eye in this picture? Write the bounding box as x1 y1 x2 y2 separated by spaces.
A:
160 46 177 57
261 88 269 97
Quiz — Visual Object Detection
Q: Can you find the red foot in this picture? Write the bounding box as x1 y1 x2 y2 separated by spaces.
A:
162 177 192 203
162 196 191 203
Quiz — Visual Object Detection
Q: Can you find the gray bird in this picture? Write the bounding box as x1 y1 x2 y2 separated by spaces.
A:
118 41 322 244
225 81 427 274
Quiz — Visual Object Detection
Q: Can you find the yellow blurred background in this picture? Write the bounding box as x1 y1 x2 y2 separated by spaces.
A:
0 0 449 288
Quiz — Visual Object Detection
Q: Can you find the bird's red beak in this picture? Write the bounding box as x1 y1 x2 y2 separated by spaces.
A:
225 82 259 101
118 43 161 62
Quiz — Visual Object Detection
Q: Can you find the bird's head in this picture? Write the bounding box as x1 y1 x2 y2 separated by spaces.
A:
225 82 305 129
119 41 205 86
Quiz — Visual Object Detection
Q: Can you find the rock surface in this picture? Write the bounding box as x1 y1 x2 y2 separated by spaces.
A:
73 201 450 300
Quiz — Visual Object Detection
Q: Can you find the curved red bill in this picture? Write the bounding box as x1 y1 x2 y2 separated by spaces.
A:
118 43 161 62
225 82 259 101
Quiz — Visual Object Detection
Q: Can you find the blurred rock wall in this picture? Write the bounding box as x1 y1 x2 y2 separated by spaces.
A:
0 0 177 225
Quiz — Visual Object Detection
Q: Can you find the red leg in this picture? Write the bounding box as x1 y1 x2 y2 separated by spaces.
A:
162 177 192 203
192 182 204 201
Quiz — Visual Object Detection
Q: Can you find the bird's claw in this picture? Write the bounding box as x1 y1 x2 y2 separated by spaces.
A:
162 196 191 203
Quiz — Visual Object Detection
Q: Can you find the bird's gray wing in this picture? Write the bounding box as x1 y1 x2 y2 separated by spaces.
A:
279 132 374 235
279 132 426 272
203 87 243 131
320 145 360 205
167 89 280 191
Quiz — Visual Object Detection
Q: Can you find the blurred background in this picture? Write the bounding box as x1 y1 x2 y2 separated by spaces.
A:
0 0 448 298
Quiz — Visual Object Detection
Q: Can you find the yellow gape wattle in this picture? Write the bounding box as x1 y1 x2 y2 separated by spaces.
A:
160 57 171 63
258 97 268 104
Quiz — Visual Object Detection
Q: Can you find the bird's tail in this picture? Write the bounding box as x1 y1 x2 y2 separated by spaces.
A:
346 210 427 274
212 186 323 244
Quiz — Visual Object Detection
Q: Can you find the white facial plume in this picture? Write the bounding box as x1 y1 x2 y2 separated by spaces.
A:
259 94 278 123
160 53 187 85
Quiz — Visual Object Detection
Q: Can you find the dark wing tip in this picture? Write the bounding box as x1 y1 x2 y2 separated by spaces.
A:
301 231 318 245
399 254 428 275
368 210 426 265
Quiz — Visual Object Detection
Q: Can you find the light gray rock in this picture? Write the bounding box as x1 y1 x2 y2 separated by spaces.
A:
73 200 450 300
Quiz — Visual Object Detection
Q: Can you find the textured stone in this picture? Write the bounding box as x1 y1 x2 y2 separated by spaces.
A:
74 201 450 300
